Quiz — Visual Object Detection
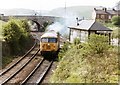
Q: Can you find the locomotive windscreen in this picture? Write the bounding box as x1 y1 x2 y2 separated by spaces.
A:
41 38 57 43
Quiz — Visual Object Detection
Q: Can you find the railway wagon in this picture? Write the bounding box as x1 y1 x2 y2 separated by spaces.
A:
40 30 60 55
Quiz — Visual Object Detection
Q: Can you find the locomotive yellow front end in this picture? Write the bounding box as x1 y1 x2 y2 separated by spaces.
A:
40 38 58 52
40 30 60 55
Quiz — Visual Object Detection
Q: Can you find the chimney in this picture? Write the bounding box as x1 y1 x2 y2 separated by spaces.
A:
103 8 107 12
94 8 97 11
113 8 116 11
0 14 4 16
76 17 79 26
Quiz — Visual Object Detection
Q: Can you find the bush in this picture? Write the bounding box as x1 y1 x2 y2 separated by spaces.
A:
112 28 120 39
50 35 118 83
73 38 80 45
58 42 71 60
111 16 120 26
87 34 110 54
2 19 31 55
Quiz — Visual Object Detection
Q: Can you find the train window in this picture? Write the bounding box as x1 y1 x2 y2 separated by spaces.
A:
41 38 57 43
48 38 57 43
41 38 48 42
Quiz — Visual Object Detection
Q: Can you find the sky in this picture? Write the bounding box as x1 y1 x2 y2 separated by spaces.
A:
0 0 119 10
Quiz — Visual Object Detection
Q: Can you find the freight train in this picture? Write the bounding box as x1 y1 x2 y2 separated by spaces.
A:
40 30 60 55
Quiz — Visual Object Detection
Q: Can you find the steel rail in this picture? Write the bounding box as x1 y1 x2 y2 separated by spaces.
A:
37 60 53 84
20 58 45 85
21 59 53 84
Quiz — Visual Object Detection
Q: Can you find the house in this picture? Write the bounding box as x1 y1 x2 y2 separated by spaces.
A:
68 19 112 44
92 7 120 22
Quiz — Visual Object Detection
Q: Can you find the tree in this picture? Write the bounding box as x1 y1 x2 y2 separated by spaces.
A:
41 21 49 32
111 16 120 26
3 19 22 54
3 19 31 55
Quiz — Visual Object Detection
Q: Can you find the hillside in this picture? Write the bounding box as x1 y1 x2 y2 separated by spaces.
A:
0 8 36 16
0 6 97 19
49 6 97 19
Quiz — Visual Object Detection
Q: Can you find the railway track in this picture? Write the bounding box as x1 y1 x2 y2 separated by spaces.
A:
0 40 55 84
0 41 40 85
21 59 53 84
0 41 37 76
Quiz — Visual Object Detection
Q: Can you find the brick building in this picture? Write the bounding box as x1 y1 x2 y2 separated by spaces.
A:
92 7 120 22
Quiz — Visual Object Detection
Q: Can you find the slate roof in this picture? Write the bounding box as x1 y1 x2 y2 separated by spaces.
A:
95 10 108 14
90 21 112 31
68 20 112 31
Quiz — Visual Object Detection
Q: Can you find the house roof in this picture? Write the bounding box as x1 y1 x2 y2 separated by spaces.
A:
68 20 95 30
90 21 112 31
95 9 120 15
107 10 117 15
95 10 108 14
68 20 112 31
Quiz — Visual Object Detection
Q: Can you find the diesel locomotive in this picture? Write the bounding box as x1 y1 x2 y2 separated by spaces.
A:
40 30 60 55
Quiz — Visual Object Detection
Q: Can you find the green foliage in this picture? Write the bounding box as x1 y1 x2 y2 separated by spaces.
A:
41 21 49 32
50 34 118 83
3 18 31 55
112 28 120 39
87 34 110 54
102 22 116 29
0 20 6 40
111 16 120 26
43 21 49 28
2 56 15 68
58 42 71 60
73 37 80 45
18 19 30 32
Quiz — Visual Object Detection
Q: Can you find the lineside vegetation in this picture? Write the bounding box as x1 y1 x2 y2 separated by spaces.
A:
2 18 33 68
3 18 32 55
50 34 119 83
